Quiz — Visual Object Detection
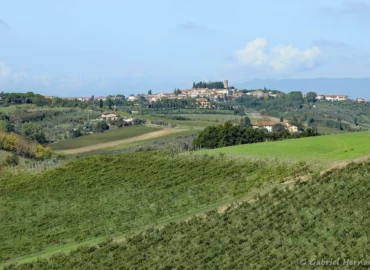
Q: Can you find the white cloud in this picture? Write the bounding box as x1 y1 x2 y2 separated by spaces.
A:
233 38 323 74
235 38 267 66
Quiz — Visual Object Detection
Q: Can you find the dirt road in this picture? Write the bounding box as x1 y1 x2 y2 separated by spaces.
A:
61 128 185 155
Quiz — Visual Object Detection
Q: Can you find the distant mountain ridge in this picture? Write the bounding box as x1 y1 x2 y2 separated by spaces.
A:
235 78 370 99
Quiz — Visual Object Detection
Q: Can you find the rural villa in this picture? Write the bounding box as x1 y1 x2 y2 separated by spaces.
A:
252 122 298 133
100 114 118 120
316 94 348 101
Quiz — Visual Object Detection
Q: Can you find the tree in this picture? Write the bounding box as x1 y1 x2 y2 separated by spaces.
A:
306 92 317 103
107 98 114 110
240 116 252 127
272 123 286 133
280 115 284 122
2 153 19 167
99 99 104 108
148 89 152 95
21 122 47 144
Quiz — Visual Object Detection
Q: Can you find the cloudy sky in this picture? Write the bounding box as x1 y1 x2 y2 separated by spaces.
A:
1 0 370 96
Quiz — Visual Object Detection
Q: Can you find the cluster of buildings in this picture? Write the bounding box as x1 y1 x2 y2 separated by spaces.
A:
315 94 365 103
43 80 366 104
252 121 298 133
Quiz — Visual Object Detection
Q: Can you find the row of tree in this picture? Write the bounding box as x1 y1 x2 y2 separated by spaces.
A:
192 81 225 89
193 118 320 149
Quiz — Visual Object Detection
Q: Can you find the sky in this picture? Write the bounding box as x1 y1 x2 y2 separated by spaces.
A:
1 0 370 97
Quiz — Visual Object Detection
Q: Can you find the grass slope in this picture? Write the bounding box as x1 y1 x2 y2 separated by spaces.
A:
205 131 370 166
0 152 311 263
5 161 370 269
50 125 160 151
70 129 197 158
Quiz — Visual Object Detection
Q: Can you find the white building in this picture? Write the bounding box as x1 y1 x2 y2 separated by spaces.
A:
317 94 348 101
127 96 138 102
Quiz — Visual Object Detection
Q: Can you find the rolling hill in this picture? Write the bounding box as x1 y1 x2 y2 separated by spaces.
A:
202 131 370 167
4 160 369 269
0 152 308 265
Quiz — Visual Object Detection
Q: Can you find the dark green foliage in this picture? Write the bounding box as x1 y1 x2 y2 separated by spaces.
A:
193 81 225 89
0 152 305 262
6 162 370 269
70 129 83 138
305 91 317 103
2 153 20 166
99 99 103 108
272 123 286 133
151 120 168 126
193 121 320 149
21 122 47 144
92 120 109 133
239 116 251 127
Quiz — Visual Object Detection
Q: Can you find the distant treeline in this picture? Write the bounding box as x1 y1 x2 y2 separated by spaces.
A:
193 120 320 149
192 81 225 89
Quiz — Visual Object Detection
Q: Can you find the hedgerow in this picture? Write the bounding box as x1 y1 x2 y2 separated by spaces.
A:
0 132 52 160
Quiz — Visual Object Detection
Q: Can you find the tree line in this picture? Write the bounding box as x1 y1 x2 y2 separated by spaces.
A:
193 117 320 149
192 81 225 89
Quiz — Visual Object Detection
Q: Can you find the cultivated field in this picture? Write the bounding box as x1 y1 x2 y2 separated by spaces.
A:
4 160 369 269
69 129 197 158
50 125 160 151
0 152 310 265
202 131 370 166
59 128 186 155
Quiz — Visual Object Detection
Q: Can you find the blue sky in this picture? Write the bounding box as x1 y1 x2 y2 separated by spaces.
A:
1 0 370 97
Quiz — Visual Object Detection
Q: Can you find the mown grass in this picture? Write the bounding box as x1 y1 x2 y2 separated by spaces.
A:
50 125 160 151
202 131 370 166
5 161 370 269
0 152 313 262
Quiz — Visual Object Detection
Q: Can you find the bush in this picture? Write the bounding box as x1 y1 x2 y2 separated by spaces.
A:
2 153 20 167
0 132 54 160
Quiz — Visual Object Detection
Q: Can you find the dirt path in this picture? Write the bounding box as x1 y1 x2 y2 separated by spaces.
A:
61 128 186 155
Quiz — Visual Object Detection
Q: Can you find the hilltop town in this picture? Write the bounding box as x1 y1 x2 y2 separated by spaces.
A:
41 80 364 104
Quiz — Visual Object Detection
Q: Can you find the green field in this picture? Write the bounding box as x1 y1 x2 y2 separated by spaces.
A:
0 152 310 264
69 129 197 158
202 131 370 166
4 161 369 269
50 125 160 151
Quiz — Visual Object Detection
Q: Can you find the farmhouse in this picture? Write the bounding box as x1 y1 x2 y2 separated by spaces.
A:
95 96 106 101
252 121 277 132
283 123 298 133
252 90 265 98
196 98 210 108
357 98 365 103
317 94 348 101
100 113 118 120
127 96 138 102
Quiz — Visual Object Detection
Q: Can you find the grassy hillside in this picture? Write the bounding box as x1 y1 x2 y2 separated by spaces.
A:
0 152 310 263
70 129 197 158
50 125 160 151
5 161 370 269
202 131 370 166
